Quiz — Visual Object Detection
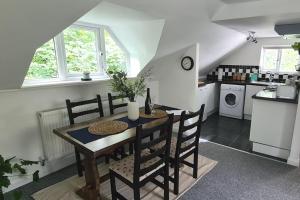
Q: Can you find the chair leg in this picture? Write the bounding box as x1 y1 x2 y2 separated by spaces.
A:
193 149 198 178
164 166 170 200
110 170 117 200
173 162 180 195
133 185 140 200
105 155 110 164
75 147 83 177
129 142 134 155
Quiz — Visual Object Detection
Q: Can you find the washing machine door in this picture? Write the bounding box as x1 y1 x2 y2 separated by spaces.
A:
224 92 240 108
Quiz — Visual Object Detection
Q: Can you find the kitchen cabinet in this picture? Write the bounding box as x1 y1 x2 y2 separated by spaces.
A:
244 85 265 119
197 83 220 121
250 98 297 159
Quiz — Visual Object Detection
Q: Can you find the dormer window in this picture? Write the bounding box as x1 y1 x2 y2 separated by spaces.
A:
24 22 129 85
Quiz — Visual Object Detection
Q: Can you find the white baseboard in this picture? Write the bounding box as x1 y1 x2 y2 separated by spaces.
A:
287 157 300 167
4 154 75 193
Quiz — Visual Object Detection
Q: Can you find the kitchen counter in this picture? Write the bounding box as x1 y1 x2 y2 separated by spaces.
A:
252 89 298 104
199 80 285 87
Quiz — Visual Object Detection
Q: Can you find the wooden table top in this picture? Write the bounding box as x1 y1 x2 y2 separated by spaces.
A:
53 106 181 158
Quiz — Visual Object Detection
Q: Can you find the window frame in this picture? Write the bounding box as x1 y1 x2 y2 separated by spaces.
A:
260 46 298 74
23 22 129 85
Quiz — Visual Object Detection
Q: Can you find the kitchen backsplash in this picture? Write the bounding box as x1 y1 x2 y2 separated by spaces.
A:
207 65 300 82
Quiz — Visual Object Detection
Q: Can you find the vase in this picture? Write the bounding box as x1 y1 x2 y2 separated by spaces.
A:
128 101 139 121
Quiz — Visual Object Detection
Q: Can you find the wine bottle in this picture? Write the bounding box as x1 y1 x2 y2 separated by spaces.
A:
145 88 152 114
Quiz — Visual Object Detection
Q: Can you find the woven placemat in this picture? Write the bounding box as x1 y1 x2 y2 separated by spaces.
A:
88 120 128 136
140 109 167 119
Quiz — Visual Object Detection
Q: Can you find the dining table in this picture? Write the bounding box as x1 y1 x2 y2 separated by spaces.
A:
53 105 182 200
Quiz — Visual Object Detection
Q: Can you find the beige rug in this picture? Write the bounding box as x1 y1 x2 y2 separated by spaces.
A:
32 155 217 200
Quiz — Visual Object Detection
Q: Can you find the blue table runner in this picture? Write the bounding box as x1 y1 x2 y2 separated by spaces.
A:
67 105 180 144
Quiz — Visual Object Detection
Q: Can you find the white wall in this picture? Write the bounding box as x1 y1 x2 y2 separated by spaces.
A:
151 44 200 112
0 80 159 192
0 0 101 90
221 37 297 66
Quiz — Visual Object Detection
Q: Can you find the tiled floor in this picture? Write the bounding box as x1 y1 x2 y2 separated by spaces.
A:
201 113 252 152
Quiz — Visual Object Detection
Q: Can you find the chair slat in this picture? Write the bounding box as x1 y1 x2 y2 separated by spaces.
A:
180 141 196 154
69 98 97 107
140 147 166 163
139 159 164 176
181 131 197 142
181 121 199 132
72 108 99 119
140 135 166 150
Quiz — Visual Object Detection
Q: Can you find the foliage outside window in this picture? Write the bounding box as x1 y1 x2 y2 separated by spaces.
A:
25 23 129 83
104 29 128 73
26 39 58 80
261 47 299 73
64 27 99 74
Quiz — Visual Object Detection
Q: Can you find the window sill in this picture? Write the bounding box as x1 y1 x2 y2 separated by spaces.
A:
21 77 112 89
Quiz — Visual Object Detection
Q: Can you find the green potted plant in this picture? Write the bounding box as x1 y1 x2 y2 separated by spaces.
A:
292 42 300 55
106 69 149 121
0 155 39 200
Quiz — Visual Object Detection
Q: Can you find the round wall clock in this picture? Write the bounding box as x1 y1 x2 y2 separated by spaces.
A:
181 56 194 71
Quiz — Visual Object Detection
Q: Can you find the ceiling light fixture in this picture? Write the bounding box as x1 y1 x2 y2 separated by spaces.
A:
247 31 258 43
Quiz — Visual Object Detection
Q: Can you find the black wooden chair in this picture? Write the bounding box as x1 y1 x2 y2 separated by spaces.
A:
66 95 109 177
108 93 128 115
108 93 134 155
109 114 174 200
151 104 205 194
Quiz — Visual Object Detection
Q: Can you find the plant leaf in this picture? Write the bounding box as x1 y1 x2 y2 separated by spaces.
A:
0 176 10 188
13 191 23 200
20 160 39 166
13 164 26 174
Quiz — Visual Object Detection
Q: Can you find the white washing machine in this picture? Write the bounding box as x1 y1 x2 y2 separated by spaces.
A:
219 84 245 119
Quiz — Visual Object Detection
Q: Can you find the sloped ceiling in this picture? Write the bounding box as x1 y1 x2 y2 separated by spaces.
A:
79 2 165 76
106 0 247 75
213 0 300 37
0 0 101 90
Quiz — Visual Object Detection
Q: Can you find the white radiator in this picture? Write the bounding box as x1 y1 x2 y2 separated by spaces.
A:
37 98 122 162
38 108 74 162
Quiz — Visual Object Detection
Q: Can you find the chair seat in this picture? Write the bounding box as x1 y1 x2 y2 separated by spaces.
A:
151 137 188 158
109 150 164 182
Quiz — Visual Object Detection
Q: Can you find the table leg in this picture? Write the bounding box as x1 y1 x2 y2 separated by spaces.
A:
76 156 100 200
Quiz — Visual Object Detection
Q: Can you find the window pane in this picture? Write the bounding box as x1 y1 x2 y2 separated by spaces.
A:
26 39 58 80
64 27 98 74
262 49 278 71
104 29 127 72
280 48 298 72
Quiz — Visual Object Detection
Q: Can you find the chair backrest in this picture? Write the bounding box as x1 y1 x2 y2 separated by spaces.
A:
66 95 104 125
108 93 128 115
175 104 205 159
133 114 174 182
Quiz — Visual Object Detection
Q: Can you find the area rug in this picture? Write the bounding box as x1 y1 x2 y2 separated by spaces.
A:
32 155 217 200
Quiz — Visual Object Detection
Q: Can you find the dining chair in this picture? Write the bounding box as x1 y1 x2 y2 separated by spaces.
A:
108 93 128 115
151 104 205 194
109 114 174 200
108 93 134 155
66 95 109 177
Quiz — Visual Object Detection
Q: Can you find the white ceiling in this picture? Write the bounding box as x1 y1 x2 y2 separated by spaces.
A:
221 0 261 4
213 0 300 37
106 0 246 75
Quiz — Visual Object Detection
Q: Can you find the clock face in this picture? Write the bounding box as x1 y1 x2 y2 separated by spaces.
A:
181 56 194 71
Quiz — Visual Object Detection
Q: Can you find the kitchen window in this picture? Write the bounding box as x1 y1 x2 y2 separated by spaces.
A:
24 23 129 85
260 46 299 73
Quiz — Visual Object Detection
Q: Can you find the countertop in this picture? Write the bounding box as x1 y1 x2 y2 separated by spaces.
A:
198 80 285 87
252 89 298 104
